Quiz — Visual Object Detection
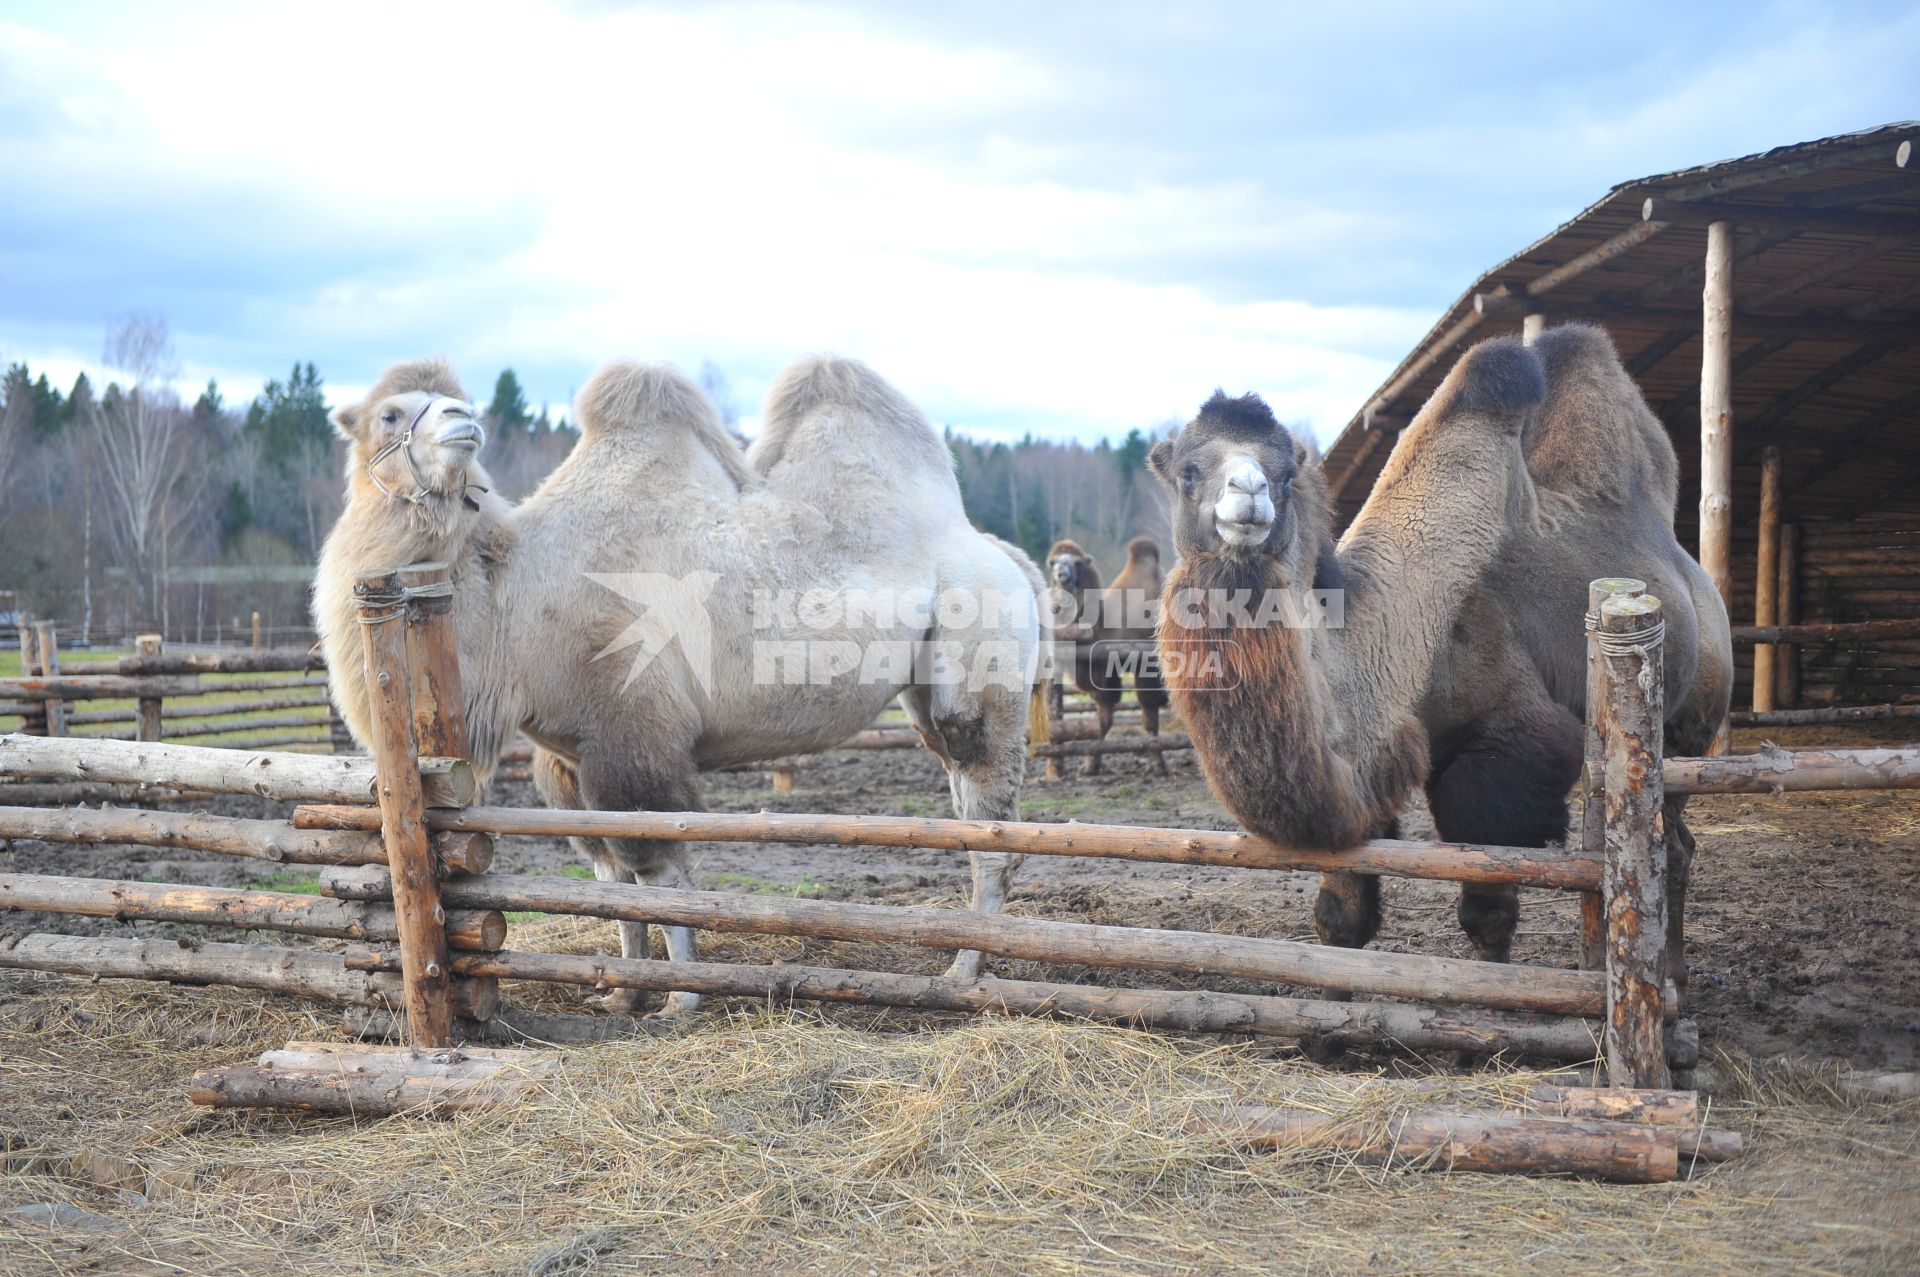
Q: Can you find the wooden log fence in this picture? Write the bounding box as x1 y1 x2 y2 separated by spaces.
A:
0 562 1910 1128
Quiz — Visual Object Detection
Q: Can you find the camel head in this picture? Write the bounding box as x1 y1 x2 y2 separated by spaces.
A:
1148 391 1327 579
331 360 488 507
1045 539 1100 593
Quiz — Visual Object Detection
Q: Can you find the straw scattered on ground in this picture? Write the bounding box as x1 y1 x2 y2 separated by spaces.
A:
1 970 1916 1277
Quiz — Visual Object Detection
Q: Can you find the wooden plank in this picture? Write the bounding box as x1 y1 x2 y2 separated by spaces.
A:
1754 448 1783 712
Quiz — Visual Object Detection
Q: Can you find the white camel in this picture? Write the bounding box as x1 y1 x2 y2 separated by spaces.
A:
314 356 1042 1015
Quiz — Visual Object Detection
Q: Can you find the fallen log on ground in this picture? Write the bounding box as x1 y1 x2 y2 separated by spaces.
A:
322 866 1612 1016
292 804 1602 891
1219 1104 1738 1182
187 1040 558 1116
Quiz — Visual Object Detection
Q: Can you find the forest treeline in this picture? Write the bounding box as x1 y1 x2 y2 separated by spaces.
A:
0 318 1171 643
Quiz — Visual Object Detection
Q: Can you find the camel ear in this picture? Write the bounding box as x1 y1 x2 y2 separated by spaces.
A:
1147 438 1176 484
331 402 367 442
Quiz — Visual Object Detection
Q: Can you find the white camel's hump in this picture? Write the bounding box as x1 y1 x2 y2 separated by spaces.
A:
750 355 957 482
571 360 760 490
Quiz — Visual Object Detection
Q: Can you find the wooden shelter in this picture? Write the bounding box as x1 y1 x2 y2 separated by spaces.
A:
1320 123 1920 711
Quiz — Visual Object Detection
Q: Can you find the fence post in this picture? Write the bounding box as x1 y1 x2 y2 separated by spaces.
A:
397 563 469 789
251 611 263 650
354 569 455 1048
17 622 45 735
1581 578 1643 971
135 635 164 742
1600 592 1669 1089
34 622 66 737
1043 678 1066 783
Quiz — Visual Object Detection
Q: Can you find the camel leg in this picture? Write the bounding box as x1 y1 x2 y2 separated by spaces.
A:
1081 689 1119 777
909 682 1028 981
1312 870 1382 950
1138 674 1170 777
1426 709 1582 964
1664 794 1695 1009
574 749 704 1019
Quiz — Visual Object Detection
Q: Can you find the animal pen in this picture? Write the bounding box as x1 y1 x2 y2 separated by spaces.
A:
5 564 1919 1179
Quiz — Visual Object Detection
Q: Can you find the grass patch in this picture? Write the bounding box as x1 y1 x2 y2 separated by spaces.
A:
243 870 322 895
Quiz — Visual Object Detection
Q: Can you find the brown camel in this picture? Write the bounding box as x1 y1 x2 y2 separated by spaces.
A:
1044 538 1168 775
1146 324 1731 995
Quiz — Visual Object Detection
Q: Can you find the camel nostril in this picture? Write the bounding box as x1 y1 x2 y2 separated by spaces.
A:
1228 471 1269 497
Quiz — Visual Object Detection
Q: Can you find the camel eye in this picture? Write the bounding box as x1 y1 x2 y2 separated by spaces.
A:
381 409 400 425
1181 463 1201 488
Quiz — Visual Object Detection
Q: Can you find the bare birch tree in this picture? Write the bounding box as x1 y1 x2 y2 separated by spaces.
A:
92 314 191 630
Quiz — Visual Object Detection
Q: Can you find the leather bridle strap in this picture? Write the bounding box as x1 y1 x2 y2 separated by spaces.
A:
365 395 440 506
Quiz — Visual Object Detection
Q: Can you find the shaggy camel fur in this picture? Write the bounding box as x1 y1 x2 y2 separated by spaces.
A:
315 356 1042 1014
1148 325 1730 992
1043 538 1170 775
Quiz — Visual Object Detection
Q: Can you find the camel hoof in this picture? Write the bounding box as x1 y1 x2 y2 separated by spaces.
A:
944 951 984 982
600 988 647 1016
643 991 702 1021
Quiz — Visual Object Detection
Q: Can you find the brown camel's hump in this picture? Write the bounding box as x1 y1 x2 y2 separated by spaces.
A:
1109 538 1164 608
1523 323 1680 513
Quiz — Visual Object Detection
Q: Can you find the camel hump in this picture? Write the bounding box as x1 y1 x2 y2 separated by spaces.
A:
572 360 759 489
755 355 951 476
1448 335 1547 419
1525 322 1680 507
1125 537 1161 563
575 360 716 441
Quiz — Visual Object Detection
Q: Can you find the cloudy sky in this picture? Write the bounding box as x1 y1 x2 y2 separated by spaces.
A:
0 1 1913 444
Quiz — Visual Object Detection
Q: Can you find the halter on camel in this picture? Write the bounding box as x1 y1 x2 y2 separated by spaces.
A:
364 394 487 510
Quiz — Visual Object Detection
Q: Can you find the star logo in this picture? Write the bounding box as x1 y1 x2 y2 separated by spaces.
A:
585 572 722 698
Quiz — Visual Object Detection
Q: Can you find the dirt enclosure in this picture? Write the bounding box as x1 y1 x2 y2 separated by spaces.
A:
2 727 1918 1273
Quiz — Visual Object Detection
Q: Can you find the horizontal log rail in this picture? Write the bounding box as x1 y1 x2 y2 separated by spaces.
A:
0 931 494 1020
1731 619 1920 645
0 873 506 950
0 674 203 701
1033 733 1193 760
0 804 492 873
338 946 1602 1060
114 648 324 676
0 733 470 806
291 803 1602 891
162 713 332 740
1729 703 1920 727
1664 746 1920 795
321 865 1610 1016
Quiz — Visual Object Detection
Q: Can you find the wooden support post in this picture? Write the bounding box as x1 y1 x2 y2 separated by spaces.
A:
1699 220 1734 754
354 570 454 1048
1581 577 1643 972
251 611 263 649
1600 593 1670 1089
33 623 65 737
398 562 472 806
1776 523 1800 708
770 765 797 795
1043 678 1066 782
16 623 45 735
1521 313 1544 346
134 635 164 742
1753 447 1782 713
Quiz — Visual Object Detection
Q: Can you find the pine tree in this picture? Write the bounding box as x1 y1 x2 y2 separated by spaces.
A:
29 373 63 440
193 379 226 422
244 363 330 456
487 369 531 432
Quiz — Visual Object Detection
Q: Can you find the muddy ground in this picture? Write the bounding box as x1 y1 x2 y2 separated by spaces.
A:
6 720 1917 1073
